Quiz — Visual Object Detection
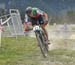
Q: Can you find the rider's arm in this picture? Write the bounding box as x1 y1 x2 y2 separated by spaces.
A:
37 8 48 21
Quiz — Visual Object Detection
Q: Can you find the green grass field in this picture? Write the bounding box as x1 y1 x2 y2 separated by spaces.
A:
1 36 75 65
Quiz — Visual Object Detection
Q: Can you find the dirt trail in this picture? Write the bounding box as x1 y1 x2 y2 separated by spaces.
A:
47 25 75 50
25 24 75 50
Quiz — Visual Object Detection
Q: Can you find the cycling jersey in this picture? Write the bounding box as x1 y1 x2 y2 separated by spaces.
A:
25 7 44 23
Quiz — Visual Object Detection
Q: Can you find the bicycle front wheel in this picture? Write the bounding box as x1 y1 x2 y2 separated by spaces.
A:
35 31 48 57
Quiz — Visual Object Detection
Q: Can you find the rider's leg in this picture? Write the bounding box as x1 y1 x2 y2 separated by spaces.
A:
41 25 50 45
38 15 49 43
41 24 48 41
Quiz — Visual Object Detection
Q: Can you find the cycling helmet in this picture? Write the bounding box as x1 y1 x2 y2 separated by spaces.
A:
32 8 37 16
25 7 32 14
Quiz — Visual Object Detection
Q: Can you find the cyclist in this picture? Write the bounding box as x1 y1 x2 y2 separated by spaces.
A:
25 6 50 44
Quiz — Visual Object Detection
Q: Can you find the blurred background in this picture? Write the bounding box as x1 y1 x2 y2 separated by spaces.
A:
0 0 75 24
1 1 75 65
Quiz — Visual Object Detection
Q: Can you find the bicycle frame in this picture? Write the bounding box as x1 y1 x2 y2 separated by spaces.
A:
33 25 48 57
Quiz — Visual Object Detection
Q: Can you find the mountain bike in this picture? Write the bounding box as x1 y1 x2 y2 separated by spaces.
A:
33 25 49 57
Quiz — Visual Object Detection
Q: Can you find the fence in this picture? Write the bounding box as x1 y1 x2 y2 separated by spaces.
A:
1 9 24 37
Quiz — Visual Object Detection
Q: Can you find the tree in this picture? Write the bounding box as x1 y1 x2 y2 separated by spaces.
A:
67 10 75 24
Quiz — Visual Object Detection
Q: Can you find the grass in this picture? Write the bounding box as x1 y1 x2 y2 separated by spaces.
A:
0 36 75 65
